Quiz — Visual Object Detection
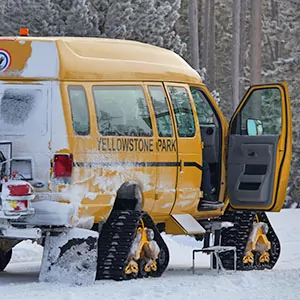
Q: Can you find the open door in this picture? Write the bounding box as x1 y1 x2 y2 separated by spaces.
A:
227 82 292 212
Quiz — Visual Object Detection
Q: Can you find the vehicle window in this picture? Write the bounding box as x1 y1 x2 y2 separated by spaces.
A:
93 86 152 137
190 87 218 127
240 88 282 135
167 86 195 137
68 86 90 136
148 86 173 137
0 87 46 135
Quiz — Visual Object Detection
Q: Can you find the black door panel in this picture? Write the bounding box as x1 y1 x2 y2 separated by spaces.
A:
228 135 279 207
200 126 220 163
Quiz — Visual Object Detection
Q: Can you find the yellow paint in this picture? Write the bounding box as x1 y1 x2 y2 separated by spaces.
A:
0 39 32 74
243 252 254 265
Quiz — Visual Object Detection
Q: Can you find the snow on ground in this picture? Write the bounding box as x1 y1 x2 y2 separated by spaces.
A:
1 209 300 300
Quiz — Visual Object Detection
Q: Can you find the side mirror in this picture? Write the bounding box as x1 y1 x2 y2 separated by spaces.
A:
247 119 263 136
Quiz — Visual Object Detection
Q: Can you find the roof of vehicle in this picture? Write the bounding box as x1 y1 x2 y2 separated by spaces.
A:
0 36 203 84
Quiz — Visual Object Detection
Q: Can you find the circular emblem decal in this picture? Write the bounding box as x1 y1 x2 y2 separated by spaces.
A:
0 49 11 72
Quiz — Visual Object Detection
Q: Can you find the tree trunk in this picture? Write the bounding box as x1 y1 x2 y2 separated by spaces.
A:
208 0 216 90
198 0 202 64
203 0 209 69
188 0 199 70
239 0 247 99
250 0 262 85
232 0 241 111
271 0 280 60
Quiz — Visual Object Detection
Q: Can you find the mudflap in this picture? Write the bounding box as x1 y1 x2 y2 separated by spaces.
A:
39 228 99 285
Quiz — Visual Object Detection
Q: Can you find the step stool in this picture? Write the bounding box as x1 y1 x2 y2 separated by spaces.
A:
192 245 237 274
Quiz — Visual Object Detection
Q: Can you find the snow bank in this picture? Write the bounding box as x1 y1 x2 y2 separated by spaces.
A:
0 210 300 300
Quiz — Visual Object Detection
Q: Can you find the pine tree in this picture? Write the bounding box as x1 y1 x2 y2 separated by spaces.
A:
263 0 300 203
52 0 100 36
96 0 186 55
0 0 57 36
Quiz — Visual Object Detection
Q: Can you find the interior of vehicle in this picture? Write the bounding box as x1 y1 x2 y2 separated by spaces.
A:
190 87 222 205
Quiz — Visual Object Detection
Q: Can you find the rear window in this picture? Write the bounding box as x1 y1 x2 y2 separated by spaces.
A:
92 86 152 137
68 86 90 136
0 87 46 135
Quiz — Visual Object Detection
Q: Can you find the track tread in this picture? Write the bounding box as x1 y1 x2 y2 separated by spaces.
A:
218 210 280 270
96 210 169 280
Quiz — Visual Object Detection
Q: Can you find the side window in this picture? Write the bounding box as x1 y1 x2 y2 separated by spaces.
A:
92 86 152 137
240 88 282 135
68 86 90 136
167 86 195 137
190 87 218 127
148 86 173 137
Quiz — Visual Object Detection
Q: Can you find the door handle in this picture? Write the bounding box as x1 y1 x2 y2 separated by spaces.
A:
248 151 256 157
179 159 183 172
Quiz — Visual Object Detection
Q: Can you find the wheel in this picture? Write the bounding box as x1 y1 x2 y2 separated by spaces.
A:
138 259 149 278
124 260 139 280
150 247 167 277
0 249 12 271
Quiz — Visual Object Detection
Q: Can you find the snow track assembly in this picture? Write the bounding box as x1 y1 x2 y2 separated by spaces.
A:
217 210 280 271
97 210 169 280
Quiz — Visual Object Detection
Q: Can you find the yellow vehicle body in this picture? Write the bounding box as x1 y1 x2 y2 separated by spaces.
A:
0 36 292 228
0 36 292 280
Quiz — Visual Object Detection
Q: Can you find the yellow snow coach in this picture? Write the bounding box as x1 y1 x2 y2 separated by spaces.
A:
0 32 291 284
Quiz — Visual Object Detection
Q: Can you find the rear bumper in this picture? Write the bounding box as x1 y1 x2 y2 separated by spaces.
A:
1 226 42 240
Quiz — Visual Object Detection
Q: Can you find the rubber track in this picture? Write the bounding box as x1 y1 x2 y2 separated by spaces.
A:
0 249 12 272
217 211 281 270
96 210 169 280
217 211 255 270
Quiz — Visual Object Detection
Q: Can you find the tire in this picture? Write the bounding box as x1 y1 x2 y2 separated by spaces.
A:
0 249 12 271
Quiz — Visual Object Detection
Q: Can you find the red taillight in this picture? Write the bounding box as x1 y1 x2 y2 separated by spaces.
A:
7 184 31 196
53 154 73 178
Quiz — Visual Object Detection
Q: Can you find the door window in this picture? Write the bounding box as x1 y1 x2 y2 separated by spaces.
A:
238 88 282 136
167 86 195 137
190 87 219 127
148 86 173 137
